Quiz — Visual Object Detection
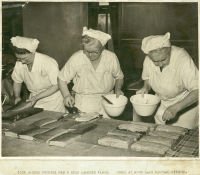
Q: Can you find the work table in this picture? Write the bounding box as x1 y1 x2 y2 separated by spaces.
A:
2 111 199 157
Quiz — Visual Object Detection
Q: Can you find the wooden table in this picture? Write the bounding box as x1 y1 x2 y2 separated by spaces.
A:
2 111 198 157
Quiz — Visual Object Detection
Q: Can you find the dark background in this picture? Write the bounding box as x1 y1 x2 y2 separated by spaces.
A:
3 2 198 68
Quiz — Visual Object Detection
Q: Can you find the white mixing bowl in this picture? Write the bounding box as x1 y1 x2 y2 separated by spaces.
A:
102 94 128 117
130 94 160 116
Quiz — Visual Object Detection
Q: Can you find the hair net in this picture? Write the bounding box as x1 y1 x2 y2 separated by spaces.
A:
11 36 39 53
141 32 171 54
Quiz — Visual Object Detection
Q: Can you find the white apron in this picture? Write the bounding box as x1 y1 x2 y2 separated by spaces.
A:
75 92 113 118
154 93 199 129
22 67 65 113
151 67 198 129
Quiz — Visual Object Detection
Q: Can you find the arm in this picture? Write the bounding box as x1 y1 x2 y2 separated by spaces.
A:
163 89 198 121
115 78 124 97
111 53 124 97
12 62 23 104
136 56 152 96
175 89 198 111
28 85 59 105
13 82 22 104
136 79 151 96
58 77 74 107
163 51 199 121
143 80 151 92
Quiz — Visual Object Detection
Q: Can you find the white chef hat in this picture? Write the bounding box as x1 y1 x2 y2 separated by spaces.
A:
82 26 111 46
141 32 171 54
11 36 39 53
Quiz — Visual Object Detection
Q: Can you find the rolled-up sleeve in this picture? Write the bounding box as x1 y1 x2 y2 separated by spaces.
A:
180 53 199 91
11 62 23 83
142 56 150 80
111 53 124 79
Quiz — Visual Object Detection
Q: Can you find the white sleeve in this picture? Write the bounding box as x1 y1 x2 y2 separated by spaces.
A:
43 59 60 85
180 52 199 91
142 56 150 80
11 62 23 83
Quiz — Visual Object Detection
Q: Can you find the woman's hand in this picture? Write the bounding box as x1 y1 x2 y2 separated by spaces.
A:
64 95 75 108
136 87 149 96
162 105 178 121
26 96 38 106
115 89 124 98
14 97 22 104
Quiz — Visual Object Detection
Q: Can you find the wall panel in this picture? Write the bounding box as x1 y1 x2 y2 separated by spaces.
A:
119 2 198 73
23 2 88 68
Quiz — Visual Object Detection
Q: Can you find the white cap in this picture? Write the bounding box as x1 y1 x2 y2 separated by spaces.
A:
82 27 111 46
11 36 39 53
141 32 171 54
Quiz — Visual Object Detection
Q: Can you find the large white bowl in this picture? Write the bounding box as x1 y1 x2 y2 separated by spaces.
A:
102 94 128 117
130 94 160 117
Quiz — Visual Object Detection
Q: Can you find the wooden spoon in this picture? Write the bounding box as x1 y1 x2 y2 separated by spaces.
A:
102 95 113 104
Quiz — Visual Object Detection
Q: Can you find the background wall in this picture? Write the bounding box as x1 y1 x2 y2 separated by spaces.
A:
2 4 23 54
23 2 88 68
22 2 198 72
118 2 198 79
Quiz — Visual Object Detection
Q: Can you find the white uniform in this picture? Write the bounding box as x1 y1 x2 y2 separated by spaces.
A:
58 50 124 116
12 52 65 113
142 46 199 129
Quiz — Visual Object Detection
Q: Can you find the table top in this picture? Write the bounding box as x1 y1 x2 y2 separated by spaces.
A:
2 111 199 157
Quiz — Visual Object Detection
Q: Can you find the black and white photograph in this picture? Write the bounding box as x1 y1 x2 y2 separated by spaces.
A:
1 0 200 174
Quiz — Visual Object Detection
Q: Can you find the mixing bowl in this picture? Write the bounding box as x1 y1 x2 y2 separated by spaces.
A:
102 94 128 117
130 94 160 116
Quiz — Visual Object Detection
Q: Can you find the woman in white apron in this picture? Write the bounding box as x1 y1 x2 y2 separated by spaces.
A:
58 27 124 117
137 32 198 129
11 36 65 113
